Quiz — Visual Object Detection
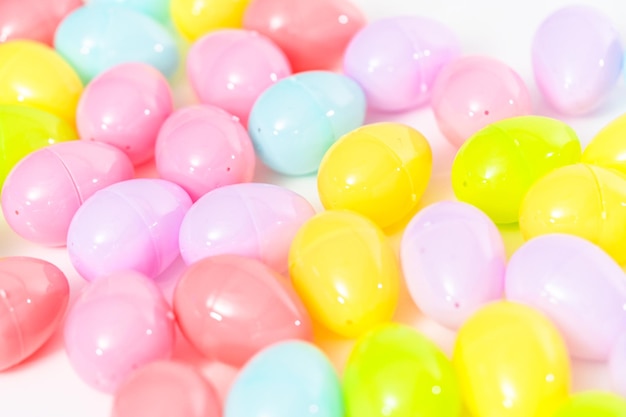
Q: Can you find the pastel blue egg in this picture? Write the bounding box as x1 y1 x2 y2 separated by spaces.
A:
248 71 366 176
89 0 171 24
54 5 179 84
225 341 344 417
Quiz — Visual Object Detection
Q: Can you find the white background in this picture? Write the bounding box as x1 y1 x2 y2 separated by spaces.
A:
2 0 626 415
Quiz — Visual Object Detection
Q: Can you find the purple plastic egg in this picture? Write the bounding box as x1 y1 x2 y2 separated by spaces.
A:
343 16 460 112
400 201 506 329
532 5 623 115
179 183 315 273
155 105 256 201
1 141 134 246
610 333 626 397
67 178 192 281
506 233 626 361
64 271 175 393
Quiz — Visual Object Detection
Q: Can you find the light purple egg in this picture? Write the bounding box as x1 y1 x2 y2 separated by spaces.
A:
532 5 623 115
179 183 315 273
506 233 626 361
343 16 460 112
400 201 506 329
610 333 626 397
67 178 192 281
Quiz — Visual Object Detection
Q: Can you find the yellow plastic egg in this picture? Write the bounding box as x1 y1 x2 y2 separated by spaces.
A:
519 163 626 264
453 301 571 417
170 0 251 41
582 112 626 175
0 40 83 125
317 122 432 230
288 210 400 338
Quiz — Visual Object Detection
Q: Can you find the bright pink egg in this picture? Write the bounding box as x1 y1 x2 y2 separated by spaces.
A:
187 30 291 126
155 105 255 201
76 62 173 165
173 255 313 367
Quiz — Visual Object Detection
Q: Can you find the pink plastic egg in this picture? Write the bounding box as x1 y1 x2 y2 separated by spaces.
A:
155 105 255 201
67 178 192 281
112 361 221 417
77 62 173 165
400 201 506 329
532 5 623 115
1 141 134 246
64 271 175 393
343 16 460 112
0 257 69 371
431 56 532 147
174 255 313 367
179 183 315 273
0 0 82 45
187 30 291 126
506 234 626 361
243 0 366 72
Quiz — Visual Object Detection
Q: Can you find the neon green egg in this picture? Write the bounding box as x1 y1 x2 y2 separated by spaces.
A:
451 115 581 224
343 323 462 417
553 392 626 417
0 105 77 189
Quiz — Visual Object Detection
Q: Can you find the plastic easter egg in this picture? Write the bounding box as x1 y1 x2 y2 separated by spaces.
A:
67 178 192 281
2 141 134 247
112 361 221 417
244 0 366 72
519 163 626 264
155 105 255 201
225 341 343 417
64 271 175 393
0 106 77 190
187 30 291 125
288 210 399 337
610 334 626 397
506 234 626 360
431 56 532 147
532 5 623 115
170 0 251 41
553 392 626 417
54 5 179 84
343 323 461 417
0 40 83 123
582 112 626 175
248 71 366 176
179 183 314 273
317 122 432 230
90 0 170 23
343 16 460 112
77 63 173 165
400 201 506 329
0 0 82 45
0 257 69 371
175 255 312 366
453 301 571 417
452 116 581 224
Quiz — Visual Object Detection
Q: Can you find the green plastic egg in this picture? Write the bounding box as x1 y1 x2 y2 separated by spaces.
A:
553 392 626 417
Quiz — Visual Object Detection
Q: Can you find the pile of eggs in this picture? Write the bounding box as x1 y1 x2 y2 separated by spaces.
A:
2 0 626 416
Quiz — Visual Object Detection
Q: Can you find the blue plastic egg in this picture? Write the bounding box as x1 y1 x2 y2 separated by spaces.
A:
54 4 179 83
248 71 366 176
88 0 170 23
225 341 344 417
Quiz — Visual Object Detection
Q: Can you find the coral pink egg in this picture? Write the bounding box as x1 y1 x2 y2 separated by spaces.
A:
76 62 173 165
1 141 134 246
0 257 69 371
64 271 175 393
155 105 255 201
174 255 313 367
432 56 532 147
243 0 366 72
187 30 291 126
112 361 221 417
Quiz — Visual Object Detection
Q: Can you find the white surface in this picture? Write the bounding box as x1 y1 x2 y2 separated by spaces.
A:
2 0 626 415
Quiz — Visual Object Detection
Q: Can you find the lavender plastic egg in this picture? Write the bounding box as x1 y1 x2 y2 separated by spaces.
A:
67 179 192 281
610 333 626 397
